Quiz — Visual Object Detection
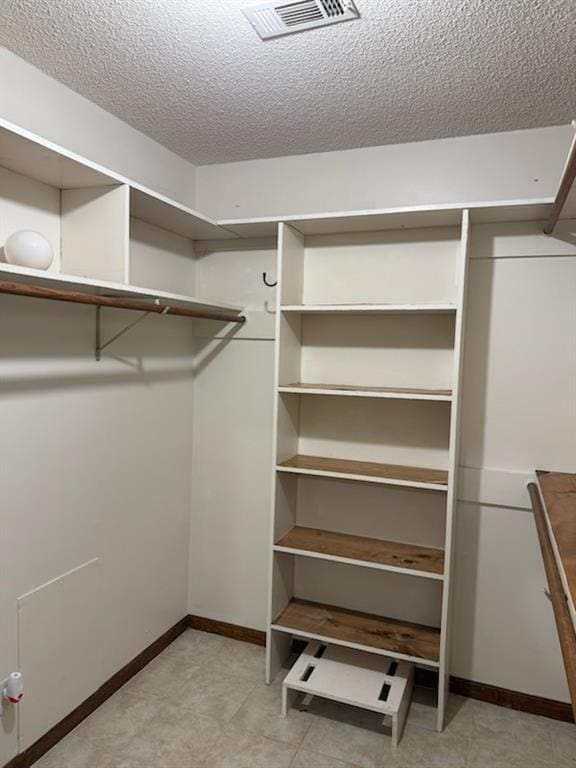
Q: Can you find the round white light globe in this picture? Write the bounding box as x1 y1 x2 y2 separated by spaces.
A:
4 230 54 270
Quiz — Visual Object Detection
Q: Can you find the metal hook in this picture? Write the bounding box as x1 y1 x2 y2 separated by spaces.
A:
263 272 277 287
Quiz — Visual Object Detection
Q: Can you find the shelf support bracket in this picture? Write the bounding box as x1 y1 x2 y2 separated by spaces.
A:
95 304 160 361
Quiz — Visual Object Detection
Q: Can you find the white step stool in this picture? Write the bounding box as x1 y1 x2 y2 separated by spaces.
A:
282 641 415 747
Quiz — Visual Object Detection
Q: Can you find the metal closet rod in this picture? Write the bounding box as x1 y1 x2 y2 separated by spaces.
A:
0 280 246 324
544 119 576 235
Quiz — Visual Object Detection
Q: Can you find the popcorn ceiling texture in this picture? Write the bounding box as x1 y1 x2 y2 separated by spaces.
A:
0 0 574 165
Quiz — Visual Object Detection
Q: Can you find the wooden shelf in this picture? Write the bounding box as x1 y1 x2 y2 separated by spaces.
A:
278 383 453 402
277 454 448 491
536 471 576 622
281 303 456 315
272 599 441 665
0 262 243 315
274 526 444 579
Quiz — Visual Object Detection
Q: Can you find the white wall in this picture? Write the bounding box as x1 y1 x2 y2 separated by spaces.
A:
0 48 197 207
0 53 198 766
197 125 573 220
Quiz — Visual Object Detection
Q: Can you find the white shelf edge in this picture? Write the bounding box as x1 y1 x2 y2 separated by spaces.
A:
0 262 243 314
273 545 445 581
276 465 449 492
280 304 457 314
278 386 453 402
269 624 441 668
218 196 556 236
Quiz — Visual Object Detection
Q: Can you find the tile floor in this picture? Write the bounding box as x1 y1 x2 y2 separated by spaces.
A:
36 630 575 768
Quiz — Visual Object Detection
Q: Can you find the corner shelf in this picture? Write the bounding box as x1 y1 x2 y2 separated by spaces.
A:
278 383 453 402
272 599 441 666
277 454 449 491
274 526 444 579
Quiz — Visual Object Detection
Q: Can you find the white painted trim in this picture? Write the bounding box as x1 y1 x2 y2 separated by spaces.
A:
458 467 533 509
265 222 297 684
17 558 99 602
436 209 471 731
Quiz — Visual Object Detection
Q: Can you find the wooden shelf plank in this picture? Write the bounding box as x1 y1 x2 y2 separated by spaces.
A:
275 526 444 579
277 454 449 491
281 303 456 315
536 471 576 623
272 599 441 665
279 383 453 402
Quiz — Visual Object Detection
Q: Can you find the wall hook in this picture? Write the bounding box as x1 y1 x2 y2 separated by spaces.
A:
263 272 277 287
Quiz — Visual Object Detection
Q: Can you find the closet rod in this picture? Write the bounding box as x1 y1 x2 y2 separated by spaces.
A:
543 120 576 235
527 482 576 721
0 281 246 324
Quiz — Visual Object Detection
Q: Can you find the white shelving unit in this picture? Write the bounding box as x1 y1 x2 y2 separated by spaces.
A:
266 209 471 731
0 119 245 332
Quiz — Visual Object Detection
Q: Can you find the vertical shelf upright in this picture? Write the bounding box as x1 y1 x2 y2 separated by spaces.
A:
266 208 470 731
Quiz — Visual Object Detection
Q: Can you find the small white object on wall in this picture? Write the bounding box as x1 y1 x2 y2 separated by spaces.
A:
0 672 24 718
4 230 54 270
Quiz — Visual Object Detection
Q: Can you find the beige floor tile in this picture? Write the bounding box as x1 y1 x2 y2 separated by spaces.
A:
163 629 229 665
122 652 194 702
78 689 160 751
543 718 576 768
178 666 258 722
406 686 438 732
292 747 364 767
468 724 554 767
109 704 221 768
202 636 266 682
406 688 472 735
203 724 296 768
231 683 313 745
385 722 470 768
466 700 555 766
34 727 115 768
31 634 575 768
301 712 388 768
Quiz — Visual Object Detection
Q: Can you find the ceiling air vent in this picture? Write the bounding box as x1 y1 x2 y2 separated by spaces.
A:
242 0 360 40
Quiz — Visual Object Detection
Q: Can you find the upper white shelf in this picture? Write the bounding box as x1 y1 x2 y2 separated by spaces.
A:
130 188 236 241
0 262 243 314
281 303 457 314
218 198 561 238
0 122 116 189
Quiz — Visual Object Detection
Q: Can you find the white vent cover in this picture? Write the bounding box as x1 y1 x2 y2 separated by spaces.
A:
242 0 360 40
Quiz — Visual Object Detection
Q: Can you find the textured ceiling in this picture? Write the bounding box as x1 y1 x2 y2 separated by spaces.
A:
0 0 574 165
